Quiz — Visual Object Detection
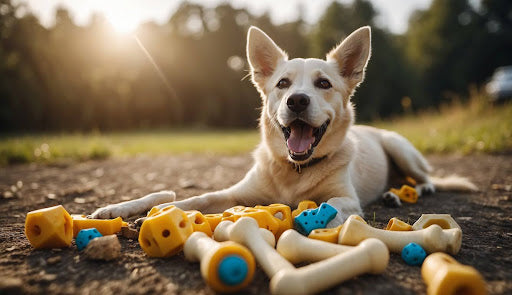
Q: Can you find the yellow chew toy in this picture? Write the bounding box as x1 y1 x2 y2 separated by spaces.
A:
422 252 486 295
25 205 73 249
254 204 293 238
184 232 255 293
138 205 193 257
386 217 413 231
390 185 418 203
204 213 223 231
71 215 127 237
186 210 213 236
308 225 343 243
222 206 280 237
291 200 318 218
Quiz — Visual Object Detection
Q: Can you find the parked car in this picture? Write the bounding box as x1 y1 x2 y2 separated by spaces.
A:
486 66 512 101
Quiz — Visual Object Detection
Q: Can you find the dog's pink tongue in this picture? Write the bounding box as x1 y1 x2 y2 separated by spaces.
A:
287 121 315 153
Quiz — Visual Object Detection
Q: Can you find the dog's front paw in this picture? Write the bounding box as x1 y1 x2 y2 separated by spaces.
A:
382 191 402 207
89 204 135 219
326 213 349 228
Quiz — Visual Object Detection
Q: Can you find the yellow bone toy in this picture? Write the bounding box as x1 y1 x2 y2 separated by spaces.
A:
184 232 255 293
422 252 486 295
25 205 73 249
72 215 127 237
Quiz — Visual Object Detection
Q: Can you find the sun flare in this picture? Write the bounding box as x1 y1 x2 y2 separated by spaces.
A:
105 10 138 34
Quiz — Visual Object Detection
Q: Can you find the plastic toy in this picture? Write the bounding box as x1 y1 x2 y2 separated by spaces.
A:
422 252 486 295
213 218 294 279
401 242 427 266
276 229 353 264
84 235 121 261
138 205 193 257
214 220 276 248
308 225 343 243
204 213 223 231
386 217 413 231
389 185 418 203
254 204 293 238
222 206 280 237
71 215 127 237
25 205 73 249
186 210 213 236
291 200 318 218
76 228 103 251
270 238 389 295
294 203 337 235
184 232 255 293
214 217 389 295
412 214 461 231
338 215 462 254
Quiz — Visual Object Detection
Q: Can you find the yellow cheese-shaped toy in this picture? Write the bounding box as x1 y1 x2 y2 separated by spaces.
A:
139 205 193 257
204 213 223 232
385 217 413 231
25 205 73 249
222 206 280 237
390 185 418 204
291 200 318 218
72 215 127 237
186 210 213 236
308 225 343 243
422 252 486 295
254 204 293 238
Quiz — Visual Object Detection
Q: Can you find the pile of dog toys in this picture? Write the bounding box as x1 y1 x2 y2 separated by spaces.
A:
25 200 486 295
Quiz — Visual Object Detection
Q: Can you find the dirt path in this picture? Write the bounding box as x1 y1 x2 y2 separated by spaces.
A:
0 154 511 294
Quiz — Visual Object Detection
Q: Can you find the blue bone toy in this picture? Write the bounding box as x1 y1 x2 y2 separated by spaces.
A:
294 203 338 235
76 228 102 251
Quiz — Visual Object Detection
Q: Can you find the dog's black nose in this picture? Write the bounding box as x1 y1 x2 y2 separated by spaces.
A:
287 93 310 113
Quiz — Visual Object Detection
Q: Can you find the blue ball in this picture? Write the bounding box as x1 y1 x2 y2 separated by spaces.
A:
217 255 248 286
401 242 427 266
76 228 102 251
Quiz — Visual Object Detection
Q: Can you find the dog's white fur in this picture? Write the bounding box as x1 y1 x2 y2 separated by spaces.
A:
90 26 477 225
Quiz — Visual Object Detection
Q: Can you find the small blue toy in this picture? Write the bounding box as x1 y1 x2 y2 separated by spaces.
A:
76 228 102 251
294 203 338 235
401 242 427 266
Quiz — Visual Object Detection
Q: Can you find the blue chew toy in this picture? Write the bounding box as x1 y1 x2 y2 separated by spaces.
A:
76 228 103 251
401 242 427 266
218 255 249 286
294 202 338 235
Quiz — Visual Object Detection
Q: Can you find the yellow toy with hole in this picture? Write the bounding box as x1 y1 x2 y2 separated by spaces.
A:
254 204 293 238
71 215 127 237
389 185 418 204
222 206 280 237
412 214 461 230
186 210 213 236
204 213 223 232
308 225 343 243
291 200 318 218
25 205 73 249
138 205 194 257
422 252 486 295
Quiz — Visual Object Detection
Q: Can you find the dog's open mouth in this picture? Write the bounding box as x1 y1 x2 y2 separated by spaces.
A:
281 119 330 161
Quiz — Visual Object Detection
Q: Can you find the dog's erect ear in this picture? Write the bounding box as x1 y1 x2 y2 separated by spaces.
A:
327 26 371 88
247 26 287 90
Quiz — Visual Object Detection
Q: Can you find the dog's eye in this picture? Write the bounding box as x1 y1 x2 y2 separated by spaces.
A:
315 78 332 89
277 78 291 89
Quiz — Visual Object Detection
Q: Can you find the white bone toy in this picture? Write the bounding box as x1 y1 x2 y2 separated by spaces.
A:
276 229 353 264
214 220 276 248
184 231 255 293
270 238 389 295
214 218 294 278
412 214 461 231
338 215 462 254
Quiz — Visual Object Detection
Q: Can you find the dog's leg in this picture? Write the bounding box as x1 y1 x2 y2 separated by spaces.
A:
325 193 363 228
89 191 176 219
380 130 434 196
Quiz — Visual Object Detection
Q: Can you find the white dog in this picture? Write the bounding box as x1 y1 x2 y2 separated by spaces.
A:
91 26 476 225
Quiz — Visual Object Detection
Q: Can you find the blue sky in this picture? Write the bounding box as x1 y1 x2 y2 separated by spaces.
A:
16 0 432 34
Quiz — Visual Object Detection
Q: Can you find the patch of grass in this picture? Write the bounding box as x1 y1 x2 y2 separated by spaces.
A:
0 130 260 166
373 88 512 154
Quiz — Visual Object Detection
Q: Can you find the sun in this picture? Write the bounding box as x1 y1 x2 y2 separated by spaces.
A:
105 10 139 34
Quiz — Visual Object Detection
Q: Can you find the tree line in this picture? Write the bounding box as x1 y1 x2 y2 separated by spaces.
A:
0 0 510 132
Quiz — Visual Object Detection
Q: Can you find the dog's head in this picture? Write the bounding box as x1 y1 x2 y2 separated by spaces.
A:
247 26 371 165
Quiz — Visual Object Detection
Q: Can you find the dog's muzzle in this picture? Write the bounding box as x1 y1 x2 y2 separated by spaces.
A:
281 119 330 162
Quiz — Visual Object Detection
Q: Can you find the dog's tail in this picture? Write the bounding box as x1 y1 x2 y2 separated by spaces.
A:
430 175 478 192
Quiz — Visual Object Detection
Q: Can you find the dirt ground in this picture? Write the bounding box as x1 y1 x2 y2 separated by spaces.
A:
0 153 511 295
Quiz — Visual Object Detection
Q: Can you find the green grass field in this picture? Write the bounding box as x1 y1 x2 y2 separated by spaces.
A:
1 94 510 165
